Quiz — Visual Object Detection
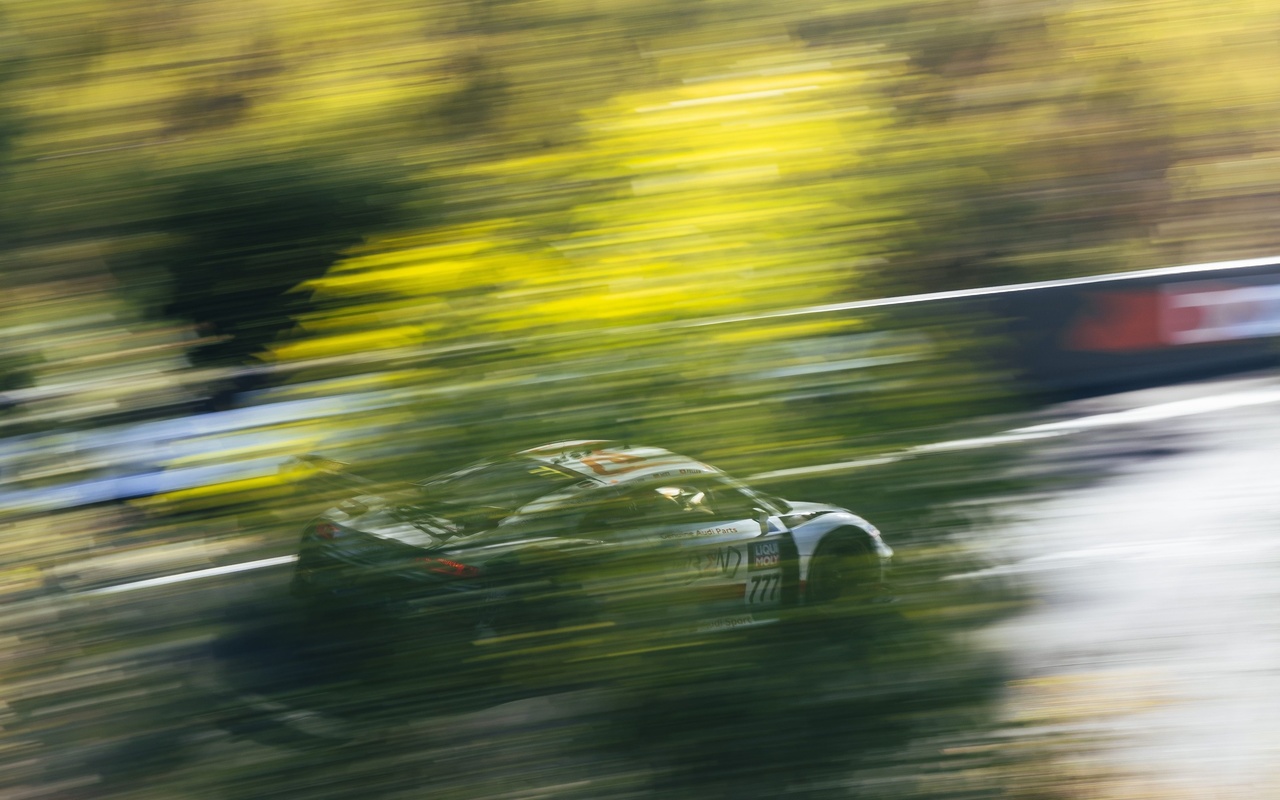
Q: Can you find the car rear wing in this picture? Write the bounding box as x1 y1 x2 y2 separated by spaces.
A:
281 453 382 493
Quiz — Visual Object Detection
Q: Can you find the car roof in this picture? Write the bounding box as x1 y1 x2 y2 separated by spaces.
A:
514 440 723 486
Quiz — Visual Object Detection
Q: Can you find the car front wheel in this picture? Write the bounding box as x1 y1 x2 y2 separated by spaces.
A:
806 533 880 605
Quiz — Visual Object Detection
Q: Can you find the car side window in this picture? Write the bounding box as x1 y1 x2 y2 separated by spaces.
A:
630 478 759 524
699 480 760 520
574 492 639 539
574 478 767 539
638 485 712 522
576 486 696 536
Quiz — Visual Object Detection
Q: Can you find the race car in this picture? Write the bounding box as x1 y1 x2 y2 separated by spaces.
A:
291 440 892 636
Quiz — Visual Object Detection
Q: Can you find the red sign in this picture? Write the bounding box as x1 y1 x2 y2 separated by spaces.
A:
1065 280 1280 352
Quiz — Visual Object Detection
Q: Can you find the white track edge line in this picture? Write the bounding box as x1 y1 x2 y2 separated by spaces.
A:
81 555 298 596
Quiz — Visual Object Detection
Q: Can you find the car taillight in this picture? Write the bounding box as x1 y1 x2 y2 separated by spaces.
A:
312 522 340 540
417 557 481 578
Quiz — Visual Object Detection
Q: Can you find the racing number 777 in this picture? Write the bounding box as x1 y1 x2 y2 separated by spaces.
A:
746 572 781 605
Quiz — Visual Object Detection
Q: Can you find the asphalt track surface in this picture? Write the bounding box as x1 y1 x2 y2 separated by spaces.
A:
5 369 1280 797
984 371 1280 796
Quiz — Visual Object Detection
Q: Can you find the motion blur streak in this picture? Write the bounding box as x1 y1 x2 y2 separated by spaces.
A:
1012 385 1280 434
2 0 1279 798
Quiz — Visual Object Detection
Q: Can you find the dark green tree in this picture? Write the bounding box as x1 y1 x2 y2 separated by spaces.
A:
156 156 413 367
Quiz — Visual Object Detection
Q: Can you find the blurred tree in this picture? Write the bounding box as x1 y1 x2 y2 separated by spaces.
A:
156 156 412 367
0 0 1272 457
268 36 1002 473
1051 0 1280 262
799 0 1180 293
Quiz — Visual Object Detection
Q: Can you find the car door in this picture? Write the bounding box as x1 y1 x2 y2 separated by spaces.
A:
612 476 789 628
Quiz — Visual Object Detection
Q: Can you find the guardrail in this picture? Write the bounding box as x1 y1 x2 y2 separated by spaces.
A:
679 253 1280 396
971 256 1280 395
810 255 1280 396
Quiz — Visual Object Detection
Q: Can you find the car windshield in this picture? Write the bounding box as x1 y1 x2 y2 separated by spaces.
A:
419 459 578 517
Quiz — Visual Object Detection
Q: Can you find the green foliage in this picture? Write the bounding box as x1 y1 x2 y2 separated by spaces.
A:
259 37 996 476
156 155 415 365
1 0 1274 390
0 1 1278 793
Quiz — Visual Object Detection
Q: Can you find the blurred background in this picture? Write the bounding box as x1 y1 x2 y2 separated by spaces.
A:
2 0 1279 797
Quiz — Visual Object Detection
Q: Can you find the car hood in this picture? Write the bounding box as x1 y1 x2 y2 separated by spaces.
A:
780 499 845 519
782 500 843 515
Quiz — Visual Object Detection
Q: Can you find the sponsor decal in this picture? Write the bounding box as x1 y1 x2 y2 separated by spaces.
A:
549 448 646 475
646 468 707 479
748 540 780 570
697 614 757 632
1063 290 1162 352
686 546 743 579
578 450 643 475
660 526 742 540
1162 280 1280 344
1064 279 1280 352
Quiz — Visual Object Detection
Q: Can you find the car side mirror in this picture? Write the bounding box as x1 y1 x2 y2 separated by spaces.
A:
754 507 770 536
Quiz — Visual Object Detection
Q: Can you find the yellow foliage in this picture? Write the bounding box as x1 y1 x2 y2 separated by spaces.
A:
267 325 424 361
293 37 893 354
135 472 297 514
